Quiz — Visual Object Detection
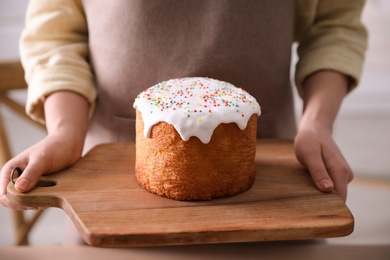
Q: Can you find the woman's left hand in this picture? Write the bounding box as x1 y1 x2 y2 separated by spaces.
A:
294 121 354 201
296 70 355 201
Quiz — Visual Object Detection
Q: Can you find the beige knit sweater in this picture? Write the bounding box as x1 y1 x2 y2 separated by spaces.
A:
19 0 368 124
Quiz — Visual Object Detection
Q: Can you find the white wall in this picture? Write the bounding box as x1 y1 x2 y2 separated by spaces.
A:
327 1 390 178
1 0 389 178
0 0 28 59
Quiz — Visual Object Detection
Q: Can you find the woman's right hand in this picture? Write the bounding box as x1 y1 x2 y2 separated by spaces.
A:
0 91 90 210
0 133 84 210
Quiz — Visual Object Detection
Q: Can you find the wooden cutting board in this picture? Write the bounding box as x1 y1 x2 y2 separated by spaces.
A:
7 139 354 248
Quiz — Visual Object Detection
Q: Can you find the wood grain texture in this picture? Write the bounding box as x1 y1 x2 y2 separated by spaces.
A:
7 139 354 247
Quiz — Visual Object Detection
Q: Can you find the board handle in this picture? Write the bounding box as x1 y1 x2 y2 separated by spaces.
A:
7 175 61 208
10 167 57 188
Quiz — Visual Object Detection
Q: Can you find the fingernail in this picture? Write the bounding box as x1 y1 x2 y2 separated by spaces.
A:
16 179 30 190
320 179 333 190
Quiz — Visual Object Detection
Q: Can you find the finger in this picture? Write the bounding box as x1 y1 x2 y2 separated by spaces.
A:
0 161 32 209
1 169 38 210
295 144 335 193
1 162 25 189
1 163 25 196
0 165 13 195
14 157 50 193
322 147 354 201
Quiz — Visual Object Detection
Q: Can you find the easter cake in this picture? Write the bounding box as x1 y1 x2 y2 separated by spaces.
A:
133 77 261 200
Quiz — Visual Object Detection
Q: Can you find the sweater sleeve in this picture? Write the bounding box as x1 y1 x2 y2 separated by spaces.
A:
19 0 96 124
294 0 368 97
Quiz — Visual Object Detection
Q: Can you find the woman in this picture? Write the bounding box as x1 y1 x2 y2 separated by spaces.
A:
1 0 367 243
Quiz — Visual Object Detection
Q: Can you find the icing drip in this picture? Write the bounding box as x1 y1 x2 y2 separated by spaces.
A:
133 77 261 144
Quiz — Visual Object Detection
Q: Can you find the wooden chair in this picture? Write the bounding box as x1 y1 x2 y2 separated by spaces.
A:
0 60 46 245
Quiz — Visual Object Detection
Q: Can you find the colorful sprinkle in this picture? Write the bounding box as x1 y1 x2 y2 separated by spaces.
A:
133 77 261 144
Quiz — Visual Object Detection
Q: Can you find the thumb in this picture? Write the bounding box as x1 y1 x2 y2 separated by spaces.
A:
14 161 48 193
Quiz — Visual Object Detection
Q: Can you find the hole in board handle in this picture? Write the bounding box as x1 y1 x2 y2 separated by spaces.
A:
36 180 57 187
11 167 57 188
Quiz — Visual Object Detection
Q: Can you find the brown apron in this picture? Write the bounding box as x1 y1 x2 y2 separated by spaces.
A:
82 0 296 153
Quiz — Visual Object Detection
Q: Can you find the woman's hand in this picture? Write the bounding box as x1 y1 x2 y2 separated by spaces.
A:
295 121 353 201
0 91 89 210
0 134 84 210
296 70 354 201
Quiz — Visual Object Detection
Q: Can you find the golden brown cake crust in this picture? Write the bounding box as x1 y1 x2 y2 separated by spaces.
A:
135 109 257 200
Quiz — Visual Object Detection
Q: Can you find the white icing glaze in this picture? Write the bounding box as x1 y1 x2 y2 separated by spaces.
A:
133 77 261 144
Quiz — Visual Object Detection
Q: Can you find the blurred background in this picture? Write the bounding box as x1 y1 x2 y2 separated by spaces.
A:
0 0 389 247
